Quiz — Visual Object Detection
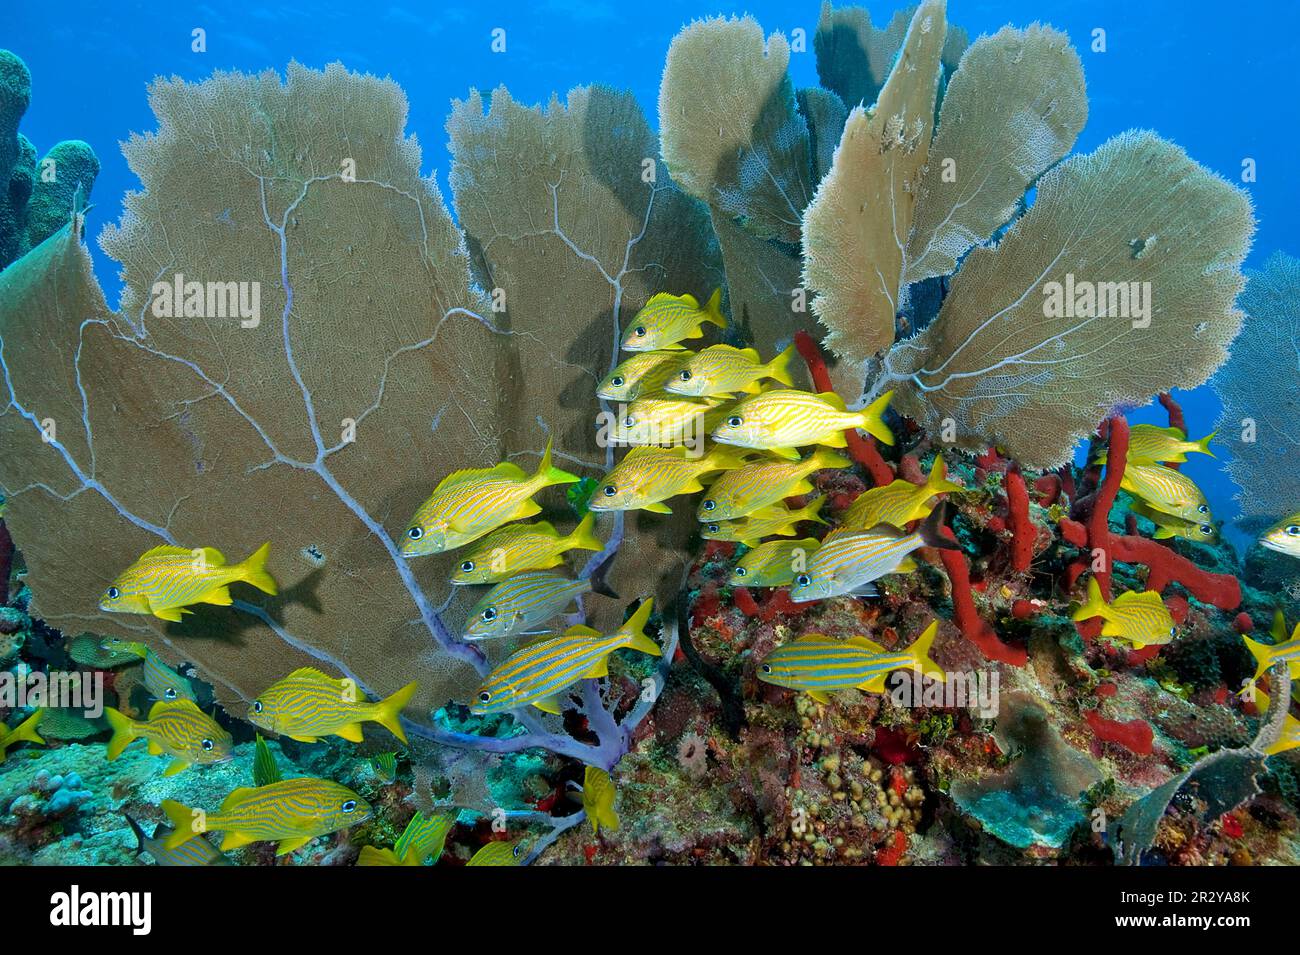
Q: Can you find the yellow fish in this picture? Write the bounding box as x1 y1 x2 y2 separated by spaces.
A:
1071 577 1177 648
698 448 850 521
621 288 726 351
450 515 602 584
610 393 730 447
597 351 690 402
1261 512 1300 560
757 622 945 703
1096 424 1216 465
842 457 963 531
1250 690 1300 756
729 537 821 587
582 766 620 835
106 700 233 776
0 709 44 762
664 343 795 397
401 438 580 557
467 840 523 866
702 498 826 547
588 445 751 514
358 812 454 866
1130 500 1217 543
1119 463 1212 523
162 777 372 856
100 542 277 623
711 389 894 460
1243 611 1300 684
249 668 417 744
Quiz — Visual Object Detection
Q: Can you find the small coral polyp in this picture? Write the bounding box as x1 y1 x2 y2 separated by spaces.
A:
0 0 1294 870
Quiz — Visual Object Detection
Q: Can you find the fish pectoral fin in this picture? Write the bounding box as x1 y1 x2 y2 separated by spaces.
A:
642 502 673 514
163 759 190 777
289 734 320 744
532 696 564 715
806 690 833 704
276 835 314 856
850 583 880 598
334 723 365 743
199 585 234 606
220 830 257 851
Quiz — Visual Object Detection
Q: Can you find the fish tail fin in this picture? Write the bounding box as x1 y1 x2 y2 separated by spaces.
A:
801 496 828 525
926 456 963 495
703 287 727 328
123 814 148 856
10 709 44 746
373 681 418 745
1272 610 1289 643
1197 431 1217 458
236 542 278 596
916 504 961 551
808 448 852 471
160 800 201 849
853 390 895 446
1072 577 1109 623
587 547 620 599
565 512 603 552
1242 635 1275 684
105 707 138 761
621 599 661 656
536 436 581 487
765 343 796 386
906 622 946 682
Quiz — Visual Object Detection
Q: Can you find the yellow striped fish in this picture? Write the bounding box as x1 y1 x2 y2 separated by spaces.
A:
702 498 826 548
1130 500 1217 543
589 444 751 514
401 437 580 557
1071 577 1177 648
789 507 958 603
358 812 455 866
450 515 602 585
1243 611 1300 683
248 669 417 744
0 709 44 762
100 542 277 623
664 343 795 397
710 389 894 459
105 700 232 776
125 815 229 867
465 572 593 641
729 537 821 587
98 639 196 702
471 600 659 715
621 289 726 351
1120 463 1212 523
698 448 850 520
467 839 523 865
1251 690 1300 756
1095 424 1216 465
598 351 690 402
758 622 945 703
582 766 620 835
1262 512 1300 559
612 394 730 447
161 777 372 855
842 457 963 531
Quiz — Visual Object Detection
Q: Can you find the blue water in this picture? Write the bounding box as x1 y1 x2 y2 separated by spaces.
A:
9 0 1297 547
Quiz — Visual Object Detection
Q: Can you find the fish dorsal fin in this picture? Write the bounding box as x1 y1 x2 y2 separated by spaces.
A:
525 521 558 538
139 545 198 560
792 633 831 645
846 636 888 655
679 293 699 308
815 391 848 412
146 699 201 720
285 666 334 685
645 292 682 309
220 787 259 811
562 625 603 640
434 462 526 492
1112 590 1167 611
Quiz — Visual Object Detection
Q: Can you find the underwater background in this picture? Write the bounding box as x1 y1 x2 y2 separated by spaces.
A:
1 0 1299 870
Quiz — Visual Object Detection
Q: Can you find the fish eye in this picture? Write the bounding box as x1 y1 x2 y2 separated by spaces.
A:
1169 626 1177 637
342 799 358 814
603 484 617 496
611 376 624 387
1197 504 1209 514
1199 524 1212 535
727 415 742 428
634 326 646 337
460 560 475 572
735 567 747 577
624 415 636 427
796 574 810 587
165 688 178 700
761 663 772 674
707 523 719 534
702 499 716 511
478 691 491 704
407 526 424 541
252 700 264 714
201 738 214 751
1287 525 1300 536
679 370 692 381
106 586 120 600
